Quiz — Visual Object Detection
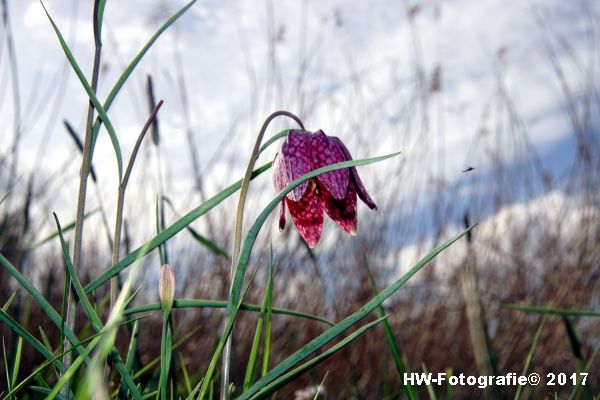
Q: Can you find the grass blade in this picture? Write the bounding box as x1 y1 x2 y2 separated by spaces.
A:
24 209 98 251
53 213 141 399
162 195 230 260
158 317 172 400
2 328 112 399
2 339 11 397
129 327 200 381
89 0 197 163
514 316 546 400
41 2 124 179
364 256 416 400
568 343 600 400
179 352 193 395
248 316 389 399
241 224 473 399
505 304 600 317
123 299 332 326
9 337 22 392
120 320 140 398
187 225 230 260
1 291 18 311
261 251 275 377
28 386 68 400
242 278 270 391
0 253 84 360
421 363 437 400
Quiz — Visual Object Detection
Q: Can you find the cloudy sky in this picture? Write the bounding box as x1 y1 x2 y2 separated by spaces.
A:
1 0 597 253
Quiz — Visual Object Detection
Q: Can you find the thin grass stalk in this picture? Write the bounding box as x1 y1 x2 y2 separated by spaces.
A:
1 0 22 204
62 0 104 394
158 314 172 400
221 111 304 399
110 100 163 307
260 251 274 377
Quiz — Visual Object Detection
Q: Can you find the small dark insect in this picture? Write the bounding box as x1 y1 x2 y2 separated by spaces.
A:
462 166 475 173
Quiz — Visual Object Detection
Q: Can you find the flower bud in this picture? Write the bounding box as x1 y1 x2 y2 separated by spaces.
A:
159 264 175 313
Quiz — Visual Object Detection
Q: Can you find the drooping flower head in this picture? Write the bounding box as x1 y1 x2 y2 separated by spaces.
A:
273 130 377 248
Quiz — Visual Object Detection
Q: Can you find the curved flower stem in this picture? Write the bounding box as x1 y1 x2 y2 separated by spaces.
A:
221 111 304 400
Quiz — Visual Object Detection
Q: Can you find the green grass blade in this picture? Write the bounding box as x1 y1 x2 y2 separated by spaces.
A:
179 352 193 395
241 224 473 399
142 390 159 399
162 195 230 260
46 335 104 399
198 279 259 398
77 242 148 400
25 209 98 251
84 162 272 294
125 320 140 373
185 225 230 260
421 363 437 400
156 196 166 265
242 280 269 391
28 386 68 400
364 256 416 400
0 253 84 359
9 337 22 391
261 250 275 377
101 0 195 112
568 343 600 400
184 378 204 400
158 318 172 400
59 248 69 365
131 327 201 381
89 0 196 162
53 213 142 399
123 299 332 326
41 3 124 180
3 329 110 399
37 327 53 354
1 291 18 311
505 304 600 317
248 316 388 399
258 130 288 153
514 316 546 400
120 320 140 398
2 339 11 397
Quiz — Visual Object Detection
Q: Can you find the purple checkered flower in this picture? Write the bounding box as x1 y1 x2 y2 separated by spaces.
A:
273 130 377 248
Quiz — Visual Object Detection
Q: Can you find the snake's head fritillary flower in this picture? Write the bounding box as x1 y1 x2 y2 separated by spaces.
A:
273 130 377 248
159 264 175 313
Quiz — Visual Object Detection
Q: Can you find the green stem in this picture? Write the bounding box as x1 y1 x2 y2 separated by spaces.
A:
220 111 304 400
159 313 170 400
110 101 163 308
63 0 104 394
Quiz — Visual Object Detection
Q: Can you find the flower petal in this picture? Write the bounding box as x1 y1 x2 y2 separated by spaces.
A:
331 136 377 210
322 182 357 235
283 130 312 202
285 182 324 248
273 151 289 192
310 130 349 200
278 200 286 230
